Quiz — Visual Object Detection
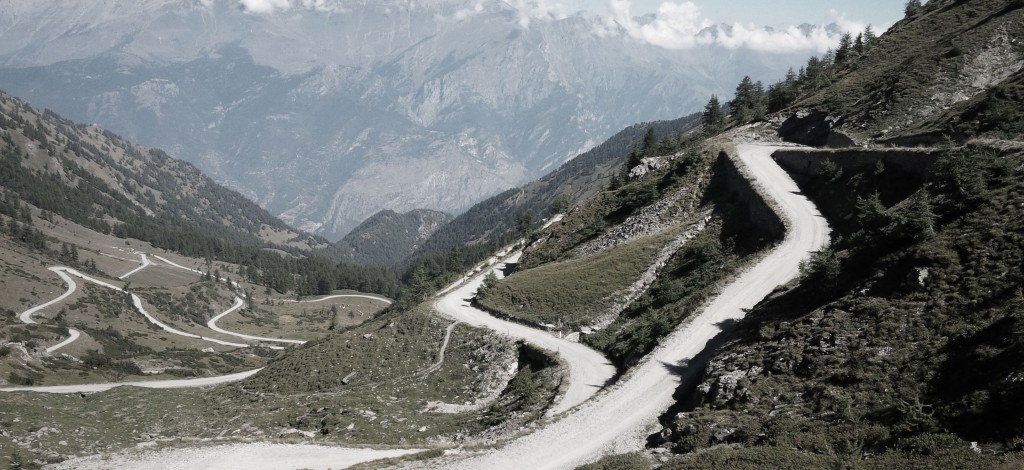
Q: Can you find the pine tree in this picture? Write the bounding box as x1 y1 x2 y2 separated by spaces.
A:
863 25 877 50
767 68 800 112
729 76 767 122
641 127 657 157
731 76 757 117
855 192 889 234
702 95 725 135
835 33 854 66
904 0 923 17
751 80 767 121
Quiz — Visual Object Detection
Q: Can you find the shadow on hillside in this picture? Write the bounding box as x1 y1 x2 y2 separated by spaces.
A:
647 318 739 447
500 262 519 277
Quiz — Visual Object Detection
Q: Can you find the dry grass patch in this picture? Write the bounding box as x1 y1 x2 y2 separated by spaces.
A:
478 228 679 329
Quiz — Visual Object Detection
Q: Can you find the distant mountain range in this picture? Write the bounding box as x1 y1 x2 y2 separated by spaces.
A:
0 0 842 239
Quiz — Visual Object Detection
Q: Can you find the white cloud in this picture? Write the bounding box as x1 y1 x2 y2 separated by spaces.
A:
828 9 867 35
239 0 349 14
239 0 291 14
508 0 572 28
453 2 485 21
604 1 868 53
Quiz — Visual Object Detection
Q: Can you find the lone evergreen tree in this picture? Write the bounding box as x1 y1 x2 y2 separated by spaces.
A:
863 25 877 46
702 95 725 135
904 0 923 16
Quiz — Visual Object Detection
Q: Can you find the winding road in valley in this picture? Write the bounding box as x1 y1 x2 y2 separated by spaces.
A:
206 296 306 345
9 143 829 469
18 267 83 354
3 252 318 392
285 294 393 305
439 143 831 468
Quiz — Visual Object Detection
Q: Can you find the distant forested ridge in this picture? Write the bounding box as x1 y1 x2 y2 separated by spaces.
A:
0 91 404 298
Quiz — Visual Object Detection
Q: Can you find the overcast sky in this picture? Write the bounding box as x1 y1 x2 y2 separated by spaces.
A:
239 1 908 53
563 0 904 29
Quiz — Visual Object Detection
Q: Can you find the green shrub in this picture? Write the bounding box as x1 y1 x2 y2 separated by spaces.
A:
576 453 650 470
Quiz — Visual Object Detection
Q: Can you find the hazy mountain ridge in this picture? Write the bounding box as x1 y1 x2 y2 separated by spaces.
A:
328 208 453 268
0 0 830 239
0 89 322 252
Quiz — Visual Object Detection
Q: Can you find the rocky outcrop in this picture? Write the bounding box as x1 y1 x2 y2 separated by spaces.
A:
628 157 671 180
575 169 708 258
778 110 856 148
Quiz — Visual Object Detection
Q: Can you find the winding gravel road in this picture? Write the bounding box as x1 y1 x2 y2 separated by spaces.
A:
0 369 263 394
434 254 617 415
118 253 151 279
52 443 424 470
441 143 830 468
206 296 306 345
285 294 393 305
19 267 76 326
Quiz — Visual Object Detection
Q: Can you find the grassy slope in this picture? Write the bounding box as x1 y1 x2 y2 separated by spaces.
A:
478 228 677 329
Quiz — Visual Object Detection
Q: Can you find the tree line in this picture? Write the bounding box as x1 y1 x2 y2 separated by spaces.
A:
701 26 881 133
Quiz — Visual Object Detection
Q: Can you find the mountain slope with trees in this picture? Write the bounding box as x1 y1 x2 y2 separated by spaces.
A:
0 0 820 239
784 0 1024 144
634 1 1024 467
0 91 404 298
326 209 453 268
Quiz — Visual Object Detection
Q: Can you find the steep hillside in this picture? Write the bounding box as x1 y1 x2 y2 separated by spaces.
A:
0 91 322 253
785 0 1024 144
656 142 1024 469
8 1 1024 468
0 93 405 390
448 1 1024 467
631 1 1024 467
0 90 557 466
327 209 452 268
0 0 830 238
